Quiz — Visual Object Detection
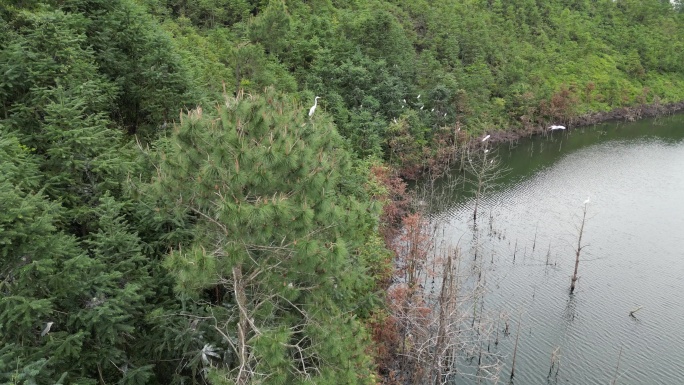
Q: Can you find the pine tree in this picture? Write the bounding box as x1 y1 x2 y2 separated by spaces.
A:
147 88 378 384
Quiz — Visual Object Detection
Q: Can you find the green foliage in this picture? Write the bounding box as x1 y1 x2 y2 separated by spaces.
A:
2 0 194 140
148 87 378 384
146 0 251 27
0 3 199 383
73 0 195 137
130 0 684 168
0 133 164 381
0 2 192 230
0 134 128 383
2 0 684 383
248 0 291 57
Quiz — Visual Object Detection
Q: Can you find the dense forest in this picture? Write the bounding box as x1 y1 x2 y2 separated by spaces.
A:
1 0 682 384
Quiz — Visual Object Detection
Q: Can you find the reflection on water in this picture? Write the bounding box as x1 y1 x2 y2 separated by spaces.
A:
423 114 684 384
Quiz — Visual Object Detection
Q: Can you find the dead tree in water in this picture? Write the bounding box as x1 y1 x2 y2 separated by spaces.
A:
570 198 590 294
465 145 506 223
386 187 504 384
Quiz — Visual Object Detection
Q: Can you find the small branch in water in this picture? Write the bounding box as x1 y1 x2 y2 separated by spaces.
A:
611 345 623 385
510 312 523 380
548 346 561 376
495 313 500 346
629 306 643 318
513 239 518 263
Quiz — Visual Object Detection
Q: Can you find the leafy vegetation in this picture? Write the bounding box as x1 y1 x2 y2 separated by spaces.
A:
139 0 684 172
0 0 682 384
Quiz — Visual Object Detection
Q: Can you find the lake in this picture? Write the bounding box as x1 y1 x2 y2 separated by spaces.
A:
421 114 684 384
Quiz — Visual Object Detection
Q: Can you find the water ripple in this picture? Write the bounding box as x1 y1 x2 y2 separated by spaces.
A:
428 115 684 384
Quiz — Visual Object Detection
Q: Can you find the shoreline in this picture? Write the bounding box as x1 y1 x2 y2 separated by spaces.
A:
484 100 684 145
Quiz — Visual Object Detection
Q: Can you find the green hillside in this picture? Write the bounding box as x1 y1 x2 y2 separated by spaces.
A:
141 0 684 169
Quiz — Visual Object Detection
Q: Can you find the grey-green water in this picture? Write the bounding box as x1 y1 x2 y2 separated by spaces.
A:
427 114 684 384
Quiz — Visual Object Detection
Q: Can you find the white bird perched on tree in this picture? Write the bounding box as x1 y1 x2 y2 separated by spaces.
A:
583 196 590 205
549 125 566 130
308 96 321 117
482 134 491 142
41 322 54 337
417 94 421 99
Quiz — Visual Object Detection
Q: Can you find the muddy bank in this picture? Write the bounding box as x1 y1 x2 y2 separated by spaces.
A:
485 100 684 145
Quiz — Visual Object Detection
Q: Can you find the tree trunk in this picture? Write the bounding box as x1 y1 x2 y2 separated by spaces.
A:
570 206 587 294
233 266 251 385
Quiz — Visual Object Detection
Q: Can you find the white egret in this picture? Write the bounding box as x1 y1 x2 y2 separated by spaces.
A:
403 99 406 104
417 94 421 99
41 322 54 337
583 196 590 205
308 96 320 117
431 108 435 112
420 106 424 110
444 113 447 117
482 134 491 142
549 125 566 130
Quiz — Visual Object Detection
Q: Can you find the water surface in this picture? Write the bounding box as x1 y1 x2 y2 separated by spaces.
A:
426 114 684 384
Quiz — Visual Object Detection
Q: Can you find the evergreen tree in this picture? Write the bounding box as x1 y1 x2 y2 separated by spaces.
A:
0 7 186 383
147 87 378 384
0 130 164 383
0 6 135 234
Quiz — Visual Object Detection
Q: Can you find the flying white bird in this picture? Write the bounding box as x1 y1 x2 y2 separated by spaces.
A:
549 125 566 130
41 322 54 337
308 96 320 117
482 134 491 142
